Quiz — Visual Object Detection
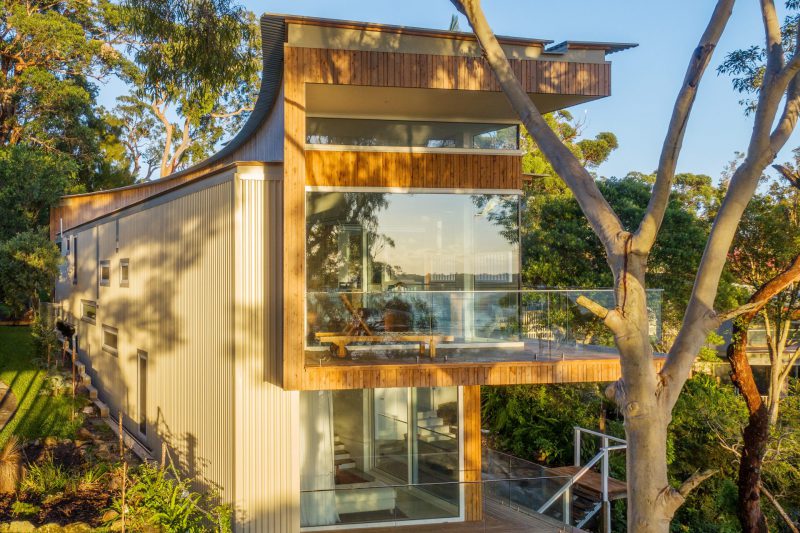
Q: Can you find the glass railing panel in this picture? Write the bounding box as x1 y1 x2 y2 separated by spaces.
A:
306 289 663 366
299 477 574 529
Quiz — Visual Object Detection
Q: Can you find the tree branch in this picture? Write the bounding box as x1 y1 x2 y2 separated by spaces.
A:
761 482 800 533
633 0 734 254
773 163 800 189
779 345 800 384
210 105 253 119
678 469 717 498
452 0 625 254
662 469 718 516
576 294 625 335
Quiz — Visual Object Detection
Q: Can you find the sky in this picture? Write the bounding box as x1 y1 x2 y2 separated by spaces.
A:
98 1 797 182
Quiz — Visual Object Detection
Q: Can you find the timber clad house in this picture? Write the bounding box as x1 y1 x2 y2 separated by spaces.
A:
49 13 661 533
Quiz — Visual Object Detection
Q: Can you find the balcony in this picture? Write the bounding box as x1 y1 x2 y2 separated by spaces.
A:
300 430 626 532
306 288 662 367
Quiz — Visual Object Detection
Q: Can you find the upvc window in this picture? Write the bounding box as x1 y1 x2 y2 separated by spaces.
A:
81 300 97 324
99 260 111 286
102 325 118 355
119 259 130 287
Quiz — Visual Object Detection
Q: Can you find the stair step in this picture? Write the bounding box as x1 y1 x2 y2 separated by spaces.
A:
81 375 92 386
418 410 437 418
85 384 98 400
336 460 356 470
93 399 109 418
417 417 444 428
335 452 351 460
75 361 86 375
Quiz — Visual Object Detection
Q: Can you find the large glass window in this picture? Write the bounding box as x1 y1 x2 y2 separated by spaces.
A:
306 191 519 293
307 118 519 150
307 191 521 349
300 386 461 528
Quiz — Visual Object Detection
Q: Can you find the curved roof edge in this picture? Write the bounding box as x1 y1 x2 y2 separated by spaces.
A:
62 14 286 200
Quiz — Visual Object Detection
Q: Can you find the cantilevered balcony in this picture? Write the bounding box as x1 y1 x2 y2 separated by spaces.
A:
306 288 662 367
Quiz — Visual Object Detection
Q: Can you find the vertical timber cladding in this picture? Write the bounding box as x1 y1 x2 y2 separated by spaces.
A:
305 151 523 190
463 385 483 522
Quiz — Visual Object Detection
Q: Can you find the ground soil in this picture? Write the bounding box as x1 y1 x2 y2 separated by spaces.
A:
0 426 129 527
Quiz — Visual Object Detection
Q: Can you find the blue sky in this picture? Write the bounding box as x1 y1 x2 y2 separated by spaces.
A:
100 1 797 182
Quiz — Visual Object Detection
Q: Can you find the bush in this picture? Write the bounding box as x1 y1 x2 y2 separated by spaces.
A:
10 501 39 518
0 231 62 318
20 454 71 496
483 383 624 471
109 461 232 532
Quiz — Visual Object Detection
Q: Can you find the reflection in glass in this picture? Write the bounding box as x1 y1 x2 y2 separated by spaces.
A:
300 387 462 527
306 191 520 293
307 117 519 150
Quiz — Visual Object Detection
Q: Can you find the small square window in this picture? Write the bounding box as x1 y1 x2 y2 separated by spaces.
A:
81 300 97 324
119 259 130 287
99 260 111 286
102 325 118 355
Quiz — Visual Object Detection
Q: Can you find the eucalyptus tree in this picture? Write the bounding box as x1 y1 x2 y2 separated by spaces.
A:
451 0 800 530
119 0 261 177
724 167 800 532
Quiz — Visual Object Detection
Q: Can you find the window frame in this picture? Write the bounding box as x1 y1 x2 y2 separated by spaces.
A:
137 350 147 436
101 325 119 356
99 260 111 287
81 300 97 325
119 258 130 287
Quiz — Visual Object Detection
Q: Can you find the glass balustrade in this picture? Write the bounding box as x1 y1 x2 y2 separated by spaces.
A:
305 288 663 365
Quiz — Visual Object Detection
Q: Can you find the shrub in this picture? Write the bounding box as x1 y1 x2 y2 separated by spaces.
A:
109 461 232 532
10 500 39 518
0 436 22 493
20 454 70 496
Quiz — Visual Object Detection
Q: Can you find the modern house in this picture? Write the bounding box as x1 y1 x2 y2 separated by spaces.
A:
50 13 658 532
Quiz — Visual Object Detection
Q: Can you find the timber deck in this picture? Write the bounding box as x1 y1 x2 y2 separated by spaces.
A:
548 466 627 501
339 499 585 532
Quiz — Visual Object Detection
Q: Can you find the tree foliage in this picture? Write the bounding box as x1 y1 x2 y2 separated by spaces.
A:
0 146 76 241
117 0 261 177
0 232 61 316
522 171 728 339
0 0 133 188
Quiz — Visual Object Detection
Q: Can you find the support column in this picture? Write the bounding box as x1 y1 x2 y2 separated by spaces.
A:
463 385 483 522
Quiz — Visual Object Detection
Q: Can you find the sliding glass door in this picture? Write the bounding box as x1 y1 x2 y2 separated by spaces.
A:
300 386 463 528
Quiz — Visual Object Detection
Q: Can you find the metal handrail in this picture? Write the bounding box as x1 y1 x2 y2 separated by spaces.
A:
536 426 627 533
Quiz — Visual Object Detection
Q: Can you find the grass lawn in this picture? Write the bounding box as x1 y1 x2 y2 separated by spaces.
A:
0 326 86 446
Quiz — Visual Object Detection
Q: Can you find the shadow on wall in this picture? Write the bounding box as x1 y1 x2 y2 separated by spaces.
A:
81 180 237 504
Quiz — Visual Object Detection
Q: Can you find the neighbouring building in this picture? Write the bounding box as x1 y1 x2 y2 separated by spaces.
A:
50 13 661 532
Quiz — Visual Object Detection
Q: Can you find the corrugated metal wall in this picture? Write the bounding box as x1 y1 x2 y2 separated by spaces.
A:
233 165 300 533
58 174 239 504
56 164 301 532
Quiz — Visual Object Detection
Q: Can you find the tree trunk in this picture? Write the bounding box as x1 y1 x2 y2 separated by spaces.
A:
728 319 770 533
625 414 673 532
739 408 770 533
612 258 677 532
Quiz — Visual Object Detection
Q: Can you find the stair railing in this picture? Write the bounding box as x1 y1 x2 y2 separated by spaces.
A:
536 426 626 533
